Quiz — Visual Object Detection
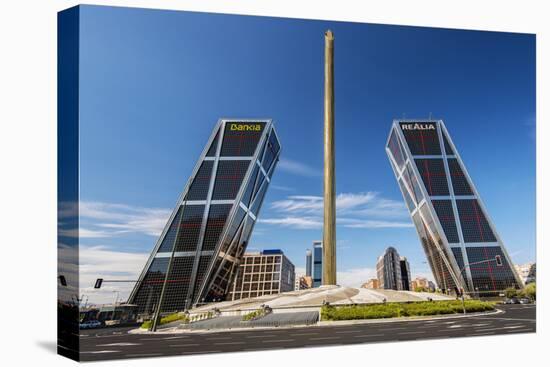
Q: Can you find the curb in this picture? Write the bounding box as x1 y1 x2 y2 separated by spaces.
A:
130 308 503 335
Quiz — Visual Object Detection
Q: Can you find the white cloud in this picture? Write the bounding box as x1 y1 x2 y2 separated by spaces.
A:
260 217 322 229
59 227 123 238
271 195 323 213
278 158 321 177
270 184 295 192
78 245 149 305
337 268 377 287
339 218 414 228
262 192 412 229
78 201 172 238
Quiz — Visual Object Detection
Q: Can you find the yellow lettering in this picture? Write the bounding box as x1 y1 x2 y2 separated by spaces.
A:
230 123 262 131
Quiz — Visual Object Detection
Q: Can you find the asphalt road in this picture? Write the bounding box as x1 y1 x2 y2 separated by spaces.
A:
79 304 536 361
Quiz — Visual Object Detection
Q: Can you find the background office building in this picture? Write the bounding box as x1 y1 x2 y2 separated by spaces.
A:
361 278 380 289
305 249 312 277
312 241 323 287
411 277 434 291
294 274 312 291
515 263 536 285
386 120 522 296
129 119 281 314
229 249 295 300
400 257 412 291
376 247 403 290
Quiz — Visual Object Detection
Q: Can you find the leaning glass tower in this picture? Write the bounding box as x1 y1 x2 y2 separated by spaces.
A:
129 119 281 313
386 120 522 297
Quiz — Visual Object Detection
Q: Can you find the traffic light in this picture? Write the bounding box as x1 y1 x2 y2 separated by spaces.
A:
495 255 503 266
58 275 67 287
94 278 103 289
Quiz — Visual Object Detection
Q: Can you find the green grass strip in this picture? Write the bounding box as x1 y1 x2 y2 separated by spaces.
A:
321 300 495 321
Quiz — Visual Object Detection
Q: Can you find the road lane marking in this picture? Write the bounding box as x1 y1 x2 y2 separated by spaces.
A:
398 331 426 335
472 327 503 332
169 343 201 348
437 328 463 332
418 325 441 329
81 350 120 354
245 334 279 338
206 336 233 341
353 334 384 338
335 330 363 334
505 328 534 333
471 332 496 336
309 336 341 341
261 339 295 343
180 350 223 355
125 353 162 357
96 342 141 347
93 334 129 338
214 341 246 345
476 317 535 322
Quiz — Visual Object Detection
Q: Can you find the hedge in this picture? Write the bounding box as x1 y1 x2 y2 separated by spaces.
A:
242 308 267 321
321 300 494 321
140 312 189 329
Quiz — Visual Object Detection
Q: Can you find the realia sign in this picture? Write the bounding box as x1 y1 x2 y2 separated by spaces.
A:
400 123 436 131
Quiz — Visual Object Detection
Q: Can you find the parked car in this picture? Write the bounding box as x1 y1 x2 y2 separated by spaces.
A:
519 298 531 304
80 320 101 329
504 298 520 304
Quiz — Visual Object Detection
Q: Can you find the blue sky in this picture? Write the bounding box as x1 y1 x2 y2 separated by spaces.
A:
75 5 535 302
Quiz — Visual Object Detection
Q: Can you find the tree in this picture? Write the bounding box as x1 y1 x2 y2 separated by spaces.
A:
524 283 536 300
504 287 518 299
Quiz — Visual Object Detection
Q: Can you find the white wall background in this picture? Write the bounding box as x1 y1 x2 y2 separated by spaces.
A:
0 1 547 366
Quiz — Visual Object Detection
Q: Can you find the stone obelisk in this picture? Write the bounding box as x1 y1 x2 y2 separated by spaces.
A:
323 30 336 286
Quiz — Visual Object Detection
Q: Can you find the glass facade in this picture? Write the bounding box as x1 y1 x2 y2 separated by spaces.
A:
305 249 312 277
376 247 402 290
399 257 411 291
415 159 450 196
456 199 497 243
129 120 280 313
386 120 522 296
312 241 323 288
